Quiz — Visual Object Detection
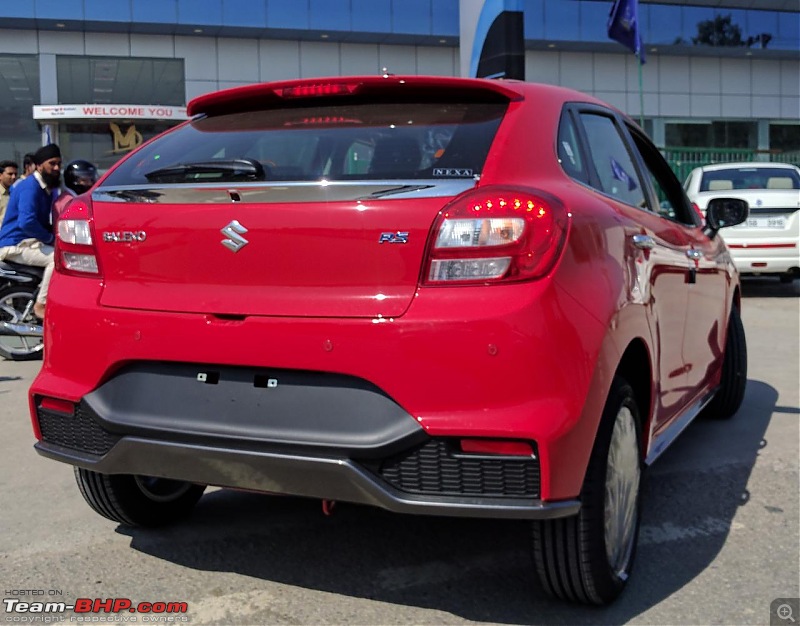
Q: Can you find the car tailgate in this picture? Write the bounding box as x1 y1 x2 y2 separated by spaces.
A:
93 184 461 318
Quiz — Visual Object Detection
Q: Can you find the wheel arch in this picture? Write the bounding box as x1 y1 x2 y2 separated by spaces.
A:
732 284 741 313
615 338 653 457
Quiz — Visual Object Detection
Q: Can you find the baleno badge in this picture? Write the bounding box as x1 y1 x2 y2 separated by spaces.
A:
221 220 249 252
103 231 147 243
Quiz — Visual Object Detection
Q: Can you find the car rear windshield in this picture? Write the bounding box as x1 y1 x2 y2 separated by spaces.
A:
100 101 507 187
699 167 800 192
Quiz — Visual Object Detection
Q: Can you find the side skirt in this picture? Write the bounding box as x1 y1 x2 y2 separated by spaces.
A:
645 387 717 466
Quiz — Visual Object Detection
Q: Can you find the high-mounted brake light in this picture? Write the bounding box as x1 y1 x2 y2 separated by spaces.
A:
275 83 360 98
284 116 363 127
424 186 569 284
55 198 101 277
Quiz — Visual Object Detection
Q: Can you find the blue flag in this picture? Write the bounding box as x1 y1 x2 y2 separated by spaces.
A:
608 0 645 63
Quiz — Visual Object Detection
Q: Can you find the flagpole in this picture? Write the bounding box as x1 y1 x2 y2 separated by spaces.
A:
637 51 645 129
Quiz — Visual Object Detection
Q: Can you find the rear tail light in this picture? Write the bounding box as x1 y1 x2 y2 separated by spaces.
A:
32 395 77 440
424 186 568 284
55 198 101 277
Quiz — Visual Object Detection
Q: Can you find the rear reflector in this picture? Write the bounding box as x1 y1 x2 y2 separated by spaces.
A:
460 439 534 457
39 397 76 415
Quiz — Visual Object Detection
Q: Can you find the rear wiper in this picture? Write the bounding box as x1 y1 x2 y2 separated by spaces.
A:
144 159 266 183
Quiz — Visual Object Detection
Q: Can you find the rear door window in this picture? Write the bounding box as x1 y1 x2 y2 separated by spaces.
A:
101 101 507 187
578 112 647 209
557 111 589 184
626 125 698 226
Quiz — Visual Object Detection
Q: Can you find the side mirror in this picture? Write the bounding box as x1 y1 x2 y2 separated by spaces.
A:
704 197 749 238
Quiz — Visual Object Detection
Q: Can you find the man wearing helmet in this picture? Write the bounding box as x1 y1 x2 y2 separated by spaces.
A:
53 160 99 220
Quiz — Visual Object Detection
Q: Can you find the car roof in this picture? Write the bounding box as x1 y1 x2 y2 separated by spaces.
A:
698 162 800 173
187 74 615 118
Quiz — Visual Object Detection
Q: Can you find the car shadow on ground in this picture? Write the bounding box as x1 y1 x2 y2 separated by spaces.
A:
741 276 799 298
117 379 776 625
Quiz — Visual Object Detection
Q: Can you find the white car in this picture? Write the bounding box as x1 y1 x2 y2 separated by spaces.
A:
684 162 800 282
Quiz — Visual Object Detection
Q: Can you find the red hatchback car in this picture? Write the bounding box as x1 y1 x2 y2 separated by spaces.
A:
30 75 748 605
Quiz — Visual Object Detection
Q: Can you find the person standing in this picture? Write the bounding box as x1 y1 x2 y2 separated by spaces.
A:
11 153 34 189
0 145 62 320
0 160 18 224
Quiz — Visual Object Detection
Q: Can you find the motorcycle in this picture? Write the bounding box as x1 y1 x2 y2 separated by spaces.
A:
0 261 44 361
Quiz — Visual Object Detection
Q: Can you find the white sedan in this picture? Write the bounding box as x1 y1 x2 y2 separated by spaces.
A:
684 162 800 282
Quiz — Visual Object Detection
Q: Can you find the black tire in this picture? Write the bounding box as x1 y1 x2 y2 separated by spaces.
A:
74 468 205 527
704 306 747 419
0 284 43 361
779 273 795 284
532 376 643 605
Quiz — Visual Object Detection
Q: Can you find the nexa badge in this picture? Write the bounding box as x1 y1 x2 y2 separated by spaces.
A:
433 168 473 177
378 231 409 244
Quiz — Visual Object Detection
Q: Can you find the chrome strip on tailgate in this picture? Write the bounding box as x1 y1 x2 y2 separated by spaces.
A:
93 179 478 204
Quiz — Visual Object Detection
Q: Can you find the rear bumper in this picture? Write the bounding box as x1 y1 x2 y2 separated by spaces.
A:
34 437 579 520
32 273 610 502
31 363 578 519
726 239 800 275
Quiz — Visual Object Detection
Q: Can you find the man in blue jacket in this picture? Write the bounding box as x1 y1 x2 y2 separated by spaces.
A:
0 144 62 320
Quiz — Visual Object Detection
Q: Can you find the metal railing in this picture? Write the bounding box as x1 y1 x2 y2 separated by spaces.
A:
662 147 800 183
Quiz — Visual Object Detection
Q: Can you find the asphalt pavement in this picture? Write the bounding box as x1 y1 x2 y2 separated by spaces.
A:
1 277 798 625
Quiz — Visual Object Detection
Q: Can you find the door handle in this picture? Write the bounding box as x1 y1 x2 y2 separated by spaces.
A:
632 234 655 250
686 249 704 261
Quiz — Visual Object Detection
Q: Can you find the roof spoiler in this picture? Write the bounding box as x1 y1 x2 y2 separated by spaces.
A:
187 75 524 117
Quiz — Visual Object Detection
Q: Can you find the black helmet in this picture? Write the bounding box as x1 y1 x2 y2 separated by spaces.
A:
63 160 98 195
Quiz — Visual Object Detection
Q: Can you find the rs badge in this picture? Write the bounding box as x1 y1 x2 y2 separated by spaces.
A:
378 231 409 244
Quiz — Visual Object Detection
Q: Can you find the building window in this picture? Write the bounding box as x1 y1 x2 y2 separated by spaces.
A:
56 56 185 106
770 124 800 154
0 55 41 163
665 121 757 149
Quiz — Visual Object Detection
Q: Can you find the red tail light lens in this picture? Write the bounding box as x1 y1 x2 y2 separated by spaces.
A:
55 198 102 277
424 186 568 284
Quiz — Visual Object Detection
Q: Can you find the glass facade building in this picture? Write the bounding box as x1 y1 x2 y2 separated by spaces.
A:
0 0 797 168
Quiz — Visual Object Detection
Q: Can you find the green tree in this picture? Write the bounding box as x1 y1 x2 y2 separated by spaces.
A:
692 14 743 47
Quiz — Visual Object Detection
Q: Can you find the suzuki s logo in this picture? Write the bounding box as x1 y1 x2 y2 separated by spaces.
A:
221 220 249 253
